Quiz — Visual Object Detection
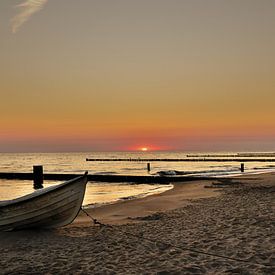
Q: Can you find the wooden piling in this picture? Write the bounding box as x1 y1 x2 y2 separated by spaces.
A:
241 163 245 172
33 165 44 189
147 163 151 172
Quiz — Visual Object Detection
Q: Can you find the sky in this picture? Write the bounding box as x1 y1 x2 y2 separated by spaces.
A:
0 0 274 152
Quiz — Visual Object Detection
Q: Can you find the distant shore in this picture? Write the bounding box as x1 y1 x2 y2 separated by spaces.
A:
0 172 274 273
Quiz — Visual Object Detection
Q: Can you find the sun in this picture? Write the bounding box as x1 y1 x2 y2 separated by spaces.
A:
140 147 148 152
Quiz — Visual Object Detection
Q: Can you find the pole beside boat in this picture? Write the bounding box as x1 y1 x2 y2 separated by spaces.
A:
33 165 44 189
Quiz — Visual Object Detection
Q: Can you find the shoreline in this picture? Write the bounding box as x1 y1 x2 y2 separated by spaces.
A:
76 178 219 225
0 172 274 273
75 171 274 225
82 183 174 211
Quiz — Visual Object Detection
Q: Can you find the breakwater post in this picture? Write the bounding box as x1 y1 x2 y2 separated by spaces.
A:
33 165 44 189
147 163 151 172
241 163 245 172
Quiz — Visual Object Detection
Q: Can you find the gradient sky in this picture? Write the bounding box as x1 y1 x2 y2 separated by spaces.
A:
0 0 275 152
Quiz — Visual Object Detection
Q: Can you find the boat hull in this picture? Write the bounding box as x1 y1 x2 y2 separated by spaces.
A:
0 174 88 231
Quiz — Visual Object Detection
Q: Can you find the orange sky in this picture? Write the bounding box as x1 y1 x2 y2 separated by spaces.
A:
0 0 274 152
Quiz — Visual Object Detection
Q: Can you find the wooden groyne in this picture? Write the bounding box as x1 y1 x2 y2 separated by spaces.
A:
0 172 212 184
187 153 275 158
86 158 275 162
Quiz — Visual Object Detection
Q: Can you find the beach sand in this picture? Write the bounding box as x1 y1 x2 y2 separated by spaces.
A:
0 173 274 274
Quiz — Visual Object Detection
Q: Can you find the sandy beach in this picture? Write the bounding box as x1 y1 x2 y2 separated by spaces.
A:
0 173 274 274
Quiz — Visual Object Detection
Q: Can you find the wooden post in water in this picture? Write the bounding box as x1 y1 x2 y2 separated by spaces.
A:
147 163 151 172
241 163 245 172
33 165 44 189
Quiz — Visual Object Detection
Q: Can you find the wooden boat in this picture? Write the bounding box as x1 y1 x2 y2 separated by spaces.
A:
0 172 88 231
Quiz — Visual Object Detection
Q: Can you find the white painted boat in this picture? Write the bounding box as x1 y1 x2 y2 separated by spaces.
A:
0 173 88 231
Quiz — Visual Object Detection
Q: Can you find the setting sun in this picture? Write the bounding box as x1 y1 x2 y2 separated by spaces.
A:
140 147 148 151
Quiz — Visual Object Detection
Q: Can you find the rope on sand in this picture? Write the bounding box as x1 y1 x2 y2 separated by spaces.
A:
81 208 105 227
81 208 273 268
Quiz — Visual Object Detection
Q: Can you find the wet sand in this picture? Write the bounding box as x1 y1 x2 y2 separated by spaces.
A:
0 173 274 274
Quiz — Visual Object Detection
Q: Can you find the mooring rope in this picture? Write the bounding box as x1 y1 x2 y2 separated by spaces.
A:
81 207 272 268
81 208 106 227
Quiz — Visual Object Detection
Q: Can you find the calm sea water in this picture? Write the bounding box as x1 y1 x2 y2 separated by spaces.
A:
0 151 274 206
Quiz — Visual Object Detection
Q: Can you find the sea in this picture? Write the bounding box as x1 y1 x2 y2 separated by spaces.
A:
0 151 275 208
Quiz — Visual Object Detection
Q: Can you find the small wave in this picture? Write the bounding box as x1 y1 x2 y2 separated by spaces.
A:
0 166 12 169
150 186 165 191
123 167 146 171
83 202 112 209
92 171 118 175
208 165 236 168
156 170 179 176
118 189 162 201
120 195 138 200
253 165 275 170
154 168 240 177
